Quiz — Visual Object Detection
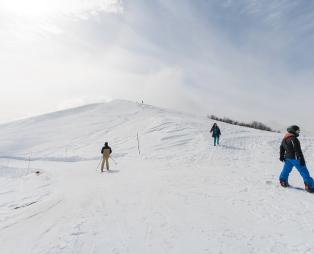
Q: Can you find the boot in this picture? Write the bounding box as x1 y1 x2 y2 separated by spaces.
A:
304 184 314 193
280 180 289 188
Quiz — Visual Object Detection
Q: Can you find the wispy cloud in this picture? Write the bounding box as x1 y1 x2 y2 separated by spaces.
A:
0 0 123 42
0 0 123 17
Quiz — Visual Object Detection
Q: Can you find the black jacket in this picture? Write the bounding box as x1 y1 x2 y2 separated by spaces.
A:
280 134 305 164
101 145 112 154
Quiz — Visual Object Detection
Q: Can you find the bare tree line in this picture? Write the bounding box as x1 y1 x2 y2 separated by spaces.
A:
208 114 280 133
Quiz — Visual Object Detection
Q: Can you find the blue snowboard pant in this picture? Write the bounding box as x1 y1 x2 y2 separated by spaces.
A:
214 136 219 146
279 159 314 187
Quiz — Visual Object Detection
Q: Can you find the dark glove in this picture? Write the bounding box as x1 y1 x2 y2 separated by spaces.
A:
300 157 306 166
279 155 285 162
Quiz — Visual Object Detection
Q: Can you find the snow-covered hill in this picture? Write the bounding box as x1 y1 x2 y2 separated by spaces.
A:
1 100 314 254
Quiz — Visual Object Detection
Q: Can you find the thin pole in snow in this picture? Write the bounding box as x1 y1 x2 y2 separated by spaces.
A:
27 152 31 172
137 132 141 155
65 147 68 160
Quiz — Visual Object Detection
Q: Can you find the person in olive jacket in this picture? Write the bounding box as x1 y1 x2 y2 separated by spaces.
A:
101 142 112 172
279 125 314 192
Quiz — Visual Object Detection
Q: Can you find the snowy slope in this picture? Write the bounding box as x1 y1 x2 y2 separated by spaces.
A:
0 100 206 161
1 100 314 254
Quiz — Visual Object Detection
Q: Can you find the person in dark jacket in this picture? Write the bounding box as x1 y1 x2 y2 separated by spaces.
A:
101 142 112 172
210 123 221 146
279 125 314 192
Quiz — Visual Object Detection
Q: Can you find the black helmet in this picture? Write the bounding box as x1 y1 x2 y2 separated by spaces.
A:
287 125 300 136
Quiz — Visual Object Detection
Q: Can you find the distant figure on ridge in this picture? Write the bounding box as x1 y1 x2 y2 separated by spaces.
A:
101 142 112 172
279 125 314 192
210 123 221 146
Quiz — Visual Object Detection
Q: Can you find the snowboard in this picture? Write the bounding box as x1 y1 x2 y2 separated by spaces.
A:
266 180 312 193
284 185 314 193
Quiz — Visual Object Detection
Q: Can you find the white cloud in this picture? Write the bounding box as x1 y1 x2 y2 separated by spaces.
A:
0 0 123 42
0 0 123 17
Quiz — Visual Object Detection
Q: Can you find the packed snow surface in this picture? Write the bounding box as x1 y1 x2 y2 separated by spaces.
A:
1 100 314 254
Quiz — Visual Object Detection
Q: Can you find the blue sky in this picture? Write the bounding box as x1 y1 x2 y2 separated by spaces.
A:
1 0 314 133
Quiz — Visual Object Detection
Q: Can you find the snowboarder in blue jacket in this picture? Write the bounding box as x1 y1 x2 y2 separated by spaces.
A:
279 125 314 193
210 123 221 146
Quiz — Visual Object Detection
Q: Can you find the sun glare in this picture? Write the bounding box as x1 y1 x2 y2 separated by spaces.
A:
1 0 66 16
0 0 122 17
